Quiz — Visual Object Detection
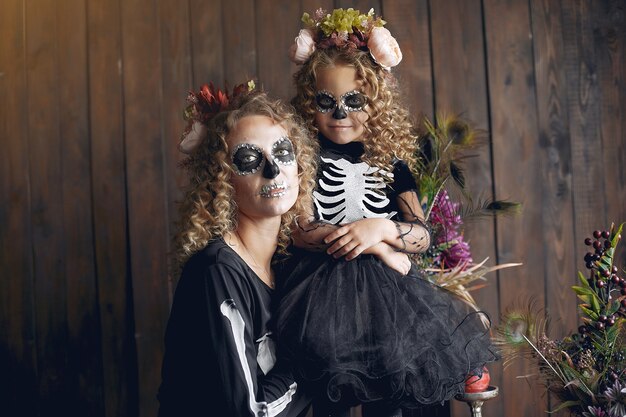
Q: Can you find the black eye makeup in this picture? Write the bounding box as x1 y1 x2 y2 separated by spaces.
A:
315 92 337 112
342 91 367 110
231 137 296 176
271 137 296 164
231 143 263 175
314 90 367 113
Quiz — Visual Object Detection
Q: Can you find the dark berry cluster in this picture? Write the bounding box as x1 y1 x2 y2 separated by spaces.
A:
498 223 626 415
573 227 625 387
570 328 626 385
584 230 623 310
606 350 626 383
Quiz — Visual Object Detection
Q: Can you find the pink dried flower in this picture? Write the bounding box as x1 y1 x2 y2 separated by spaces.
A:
429 190 473 268
179 120 207 154
314 8 326 20
288 28 317 64
443 238 473 268
430 190 462 231
582 406 608 417
367 26 402 69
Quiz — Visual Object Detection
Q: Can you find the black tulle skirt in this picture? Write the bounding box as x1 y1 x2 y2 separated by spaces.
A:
275 250 498 408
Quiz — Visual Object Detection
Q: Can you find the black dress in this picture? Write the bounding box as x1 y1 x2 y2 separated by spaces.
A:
276 137 497 409
158 238 310 417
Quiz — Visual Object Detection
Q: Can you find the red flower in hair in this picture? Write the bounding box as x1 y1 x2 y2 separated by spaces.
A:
194 83 229 122
179 80 256 154
231 82 250 98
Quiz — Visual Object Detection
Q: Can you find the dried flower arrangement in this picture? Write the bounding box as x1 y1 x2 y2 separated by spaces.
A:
414 115 521 310
495 224 625 417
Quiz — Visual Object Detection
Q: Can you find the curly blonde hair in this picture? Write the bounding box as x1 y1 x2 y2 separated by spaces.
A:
175 91 318 264
292 48 418 177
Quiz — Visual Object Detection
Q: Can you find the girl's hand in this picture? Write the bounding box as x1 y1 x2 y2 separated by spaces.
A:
324 218 393 260
368 243 411 276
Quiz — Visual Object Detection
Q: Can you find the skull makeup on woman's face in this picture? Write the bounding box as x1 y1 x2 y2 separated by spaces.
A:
226 115 299 219
230 137 296 177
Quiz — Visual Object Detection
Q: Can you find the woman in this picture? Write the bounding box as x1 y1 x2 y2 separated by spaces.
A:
157 86 317 417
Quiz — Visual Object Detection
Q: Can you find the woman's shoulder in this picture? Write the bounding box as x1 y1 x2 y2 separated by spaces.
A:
181 239 248 284
186 239 242 270
172 240 260 305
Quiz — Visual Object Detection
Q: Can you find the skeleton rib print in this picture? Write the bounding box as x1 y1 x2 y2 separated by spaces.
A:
313 155 397 224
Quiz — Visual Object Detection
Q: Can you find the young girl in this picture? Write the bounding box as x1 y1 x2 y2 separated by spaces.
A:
276 9 497 417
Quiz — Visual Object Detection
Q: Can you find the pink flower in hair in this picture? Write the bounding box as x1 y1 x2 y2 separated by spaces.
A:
367 26 402 69
179 120 207 154
289 28 317 64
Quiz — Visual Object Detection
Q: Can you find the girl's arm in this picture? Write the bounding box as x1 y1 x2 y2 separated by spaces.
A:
292 217 413 275
291 218 339 251
365 241 412 275
324 190 430 260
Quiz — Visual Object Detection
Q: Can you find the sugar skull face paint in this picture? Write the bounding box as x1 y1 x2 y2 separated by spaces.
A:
313 65 369 145
231 137 296 176
315 90 368 114
271 137 296 164
258 181 288 198
225 115 299 219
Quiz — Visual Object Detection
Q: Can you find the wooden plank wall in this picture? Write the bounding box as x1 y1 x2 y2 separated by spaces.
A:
0 1 624 416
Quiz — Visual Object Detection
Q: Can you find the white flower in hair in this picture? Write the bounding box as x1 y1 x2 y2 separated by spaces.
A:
288 8 403 70
179 120 207 154
289 28 317 64
368 26 403 70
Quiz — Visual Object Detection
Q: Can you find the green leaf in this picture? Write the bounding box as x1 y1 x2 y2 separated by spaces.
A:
606 324 619 343
591 338 605 352
599 253 613 271
548 400 581 413
606 299 622 316
579 305 599 321
611 223 624 247
572 282 601 314
572 286 594 297
578 271 590 288
573 285 596 307
590 293 601 313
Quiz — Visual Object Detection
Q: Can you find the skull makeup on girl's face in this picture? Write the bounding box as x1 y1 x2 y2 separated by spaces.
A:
315 90 368 116
313 65 370 145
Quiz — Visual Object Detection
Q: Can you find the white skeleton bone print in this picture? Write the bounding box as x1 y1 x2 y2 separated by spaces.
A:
220 299 297 417
314 156 396 224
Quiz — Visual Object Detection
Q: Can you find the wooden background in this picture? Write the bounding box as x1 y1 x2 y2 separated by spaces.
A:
1 0 624 416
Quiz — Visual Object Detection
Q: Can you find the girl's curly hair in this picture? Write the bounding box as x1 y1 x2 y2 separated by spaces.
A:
292 47 418 177
175 90 318 264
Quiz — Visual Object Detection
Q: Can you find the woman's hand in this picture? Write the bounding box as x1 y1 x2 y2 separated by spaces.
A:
324 218 394 260
368 243 412 275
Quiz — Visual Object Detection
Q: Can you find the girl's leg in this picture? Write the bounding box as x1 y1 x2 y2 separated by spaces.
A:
361 401 402 417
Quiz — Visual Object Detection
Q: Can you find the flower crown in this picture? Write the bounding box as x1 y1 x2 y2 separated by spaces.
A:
179 80 256 154
288 8 402 70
